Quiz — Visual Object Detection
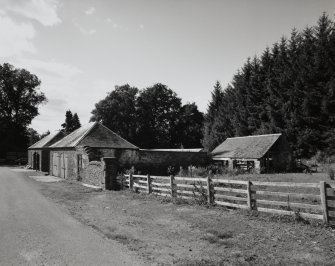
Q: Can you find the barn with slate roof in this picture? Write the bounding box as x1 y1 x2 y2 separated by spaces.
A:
211 133 292 173
28 131 65 172
48 122 139 186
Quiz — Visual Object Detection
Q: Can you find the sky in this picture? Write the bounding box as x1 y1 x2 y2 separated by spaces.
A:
1 0 335 134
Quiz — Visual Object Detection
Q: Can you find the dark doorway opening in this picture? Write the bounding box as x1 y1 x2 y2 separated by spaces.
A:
33 152 40 170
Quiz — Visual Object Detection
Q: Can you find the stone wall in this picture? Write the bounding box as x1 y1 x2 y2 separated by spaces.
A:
27 150 34 166
98 148 139 168
49 148 113 188
48 147 209 185
134 150 210 175
80 160 105 187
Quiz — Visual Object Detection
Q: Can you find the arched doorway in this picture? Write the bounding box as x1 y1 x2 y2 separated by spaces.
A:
33 152 40 170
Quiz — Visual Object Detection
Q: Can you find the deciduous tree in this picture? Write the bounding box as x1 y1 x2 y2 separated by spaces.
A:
90 84 138 142
0 63 46 152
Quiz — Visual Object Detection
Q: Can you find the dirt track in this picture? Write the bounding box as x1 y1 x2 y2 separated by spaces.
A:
24 171 335 265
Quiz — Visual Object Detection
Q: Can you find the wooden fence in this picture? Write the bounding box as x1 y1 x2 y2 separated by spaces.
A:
123 174 335 225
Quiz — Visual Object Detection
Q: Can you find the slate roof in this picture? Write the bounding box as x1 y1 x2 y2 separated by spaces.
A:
28 131 64 149
211 133 282 159
49 122 139 149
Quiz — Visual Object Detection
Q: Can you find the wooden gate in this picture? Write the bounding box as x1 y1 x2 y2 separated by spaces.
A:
60 153 68 179
52 153 59 177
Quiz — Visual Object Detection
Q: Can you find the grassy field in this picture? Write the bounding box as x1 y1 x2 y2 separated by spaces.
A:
216 172 333 183
24 170 335 266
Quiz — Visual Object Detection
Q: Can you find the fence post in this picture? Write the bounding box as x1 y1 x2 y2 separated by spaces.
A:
320 181 329 224
207 171 213 204
170 175 175 197
247 181 253 210
120 174 124 190
129 173 133 191
147 174 152 194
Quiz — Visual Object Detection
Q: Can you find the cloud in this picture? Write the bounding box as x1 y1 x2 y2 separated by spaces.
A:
105 17 112 23
14 58 84 132
76 24 97 35
79 27 97 35
1 0 61 26
85 7 95 15
139 24 144 30
72 19 96 35
15 58 82 79
0 0 61 57
0 14 36 57
47 98 68 112
110 23 128 30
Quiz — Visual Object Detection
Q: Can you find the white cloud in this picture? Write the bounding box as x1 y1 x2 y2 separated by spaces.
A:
111 23 128 30
13 58 84 132
1 0 61 26
78 26 97 35
0 14 36 57
0 0 61 57
139 24 144 30
105 17 112 23
85 7 95 15
15 58 82 79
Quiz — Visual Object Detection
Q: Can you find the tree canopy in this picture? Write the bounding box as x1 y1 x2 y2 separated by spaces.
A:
203 13 335 158
0 63 46 152
136 83 182 148
90 84 138 143
90 83 204 148
61 110 81 134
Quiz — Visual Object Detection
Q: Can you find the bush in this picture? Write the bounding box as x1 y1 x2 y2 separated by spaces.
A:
167 165 178 175
327 167 335 180
177 166 209 177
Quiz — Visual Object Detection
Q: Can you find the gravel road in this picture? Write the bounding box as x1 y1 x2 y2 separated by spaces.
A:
0 167 144 266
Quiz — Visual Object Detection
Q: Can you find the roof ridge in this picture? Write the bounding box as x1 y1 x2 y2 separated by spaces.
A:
28 131 62 149
227 133 282 139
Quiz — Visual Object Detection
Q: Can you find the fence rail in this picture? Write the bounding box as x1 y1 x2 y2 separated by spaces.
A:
123 173 335 225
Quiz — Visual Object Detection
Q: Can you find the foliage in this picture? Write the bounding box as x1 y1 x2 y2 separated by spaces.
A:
0 63 46 151
40 130 50 139
178 166 203 177
61 110 81 134
203 13 335 158
136 83 182 148
176 164 246 177
91 83 204 148
90 84 138 143
167 165 178 175
26 128 50 147
27 128 40 146
176 103 204 148
192 181 208 205
327 167 335 180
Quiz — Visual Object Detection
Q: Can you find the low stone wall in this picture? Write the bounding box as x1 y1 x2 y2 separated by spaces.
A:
80 160 105 187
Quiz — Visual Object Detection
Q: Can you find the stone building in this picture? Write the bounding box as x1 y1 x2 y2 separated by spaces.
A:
28 131 65 172
211 133 292 173
48 122 139 186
